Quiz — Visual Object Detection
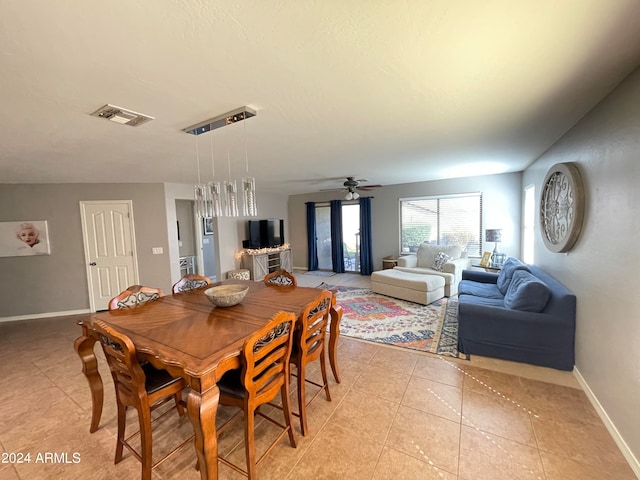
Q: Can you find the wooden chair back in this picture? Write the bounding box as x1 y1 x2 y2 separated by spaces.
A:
263 269 297 287
217 310 298 479
298 289 333 362
172 274 211 293
93 319 147 404
108 285 164 310
242 311 296 405
289 289 333 436
93 320 189 480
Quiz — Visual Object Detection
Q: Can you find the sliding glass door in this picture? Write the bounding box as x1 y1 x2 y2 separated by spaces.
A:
315 202 360 272
315 205 332 270
342 203 360 272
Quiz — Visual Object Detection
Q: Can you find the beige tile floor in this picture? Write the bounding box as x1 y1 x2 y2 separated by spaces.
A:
0 272 635 479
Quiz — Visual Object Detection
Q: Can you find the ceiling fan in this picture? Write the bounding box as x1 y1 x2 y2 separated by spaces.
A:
321 177 383 199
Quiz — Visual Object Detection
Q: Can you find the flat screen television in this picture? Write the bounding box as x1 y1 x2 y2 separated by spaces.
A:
244 219 285 249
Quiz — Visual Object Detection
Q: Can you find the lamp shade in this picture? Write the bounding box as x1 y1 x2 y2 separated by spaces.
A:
485 229 502 243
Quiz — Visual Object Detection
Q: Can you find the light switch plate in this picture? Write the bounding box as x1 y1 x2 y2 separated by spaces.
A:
152 247 163 254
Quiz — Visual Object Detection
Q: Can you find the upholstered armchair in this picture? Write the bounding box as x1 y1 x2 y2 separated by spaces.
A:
395 243 470 296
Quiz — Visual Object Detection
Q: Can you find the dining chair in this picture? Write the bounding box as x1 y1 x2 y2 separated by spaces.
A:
171 274 212 293
290 289 333 436
108 285 164 310
263 269 297 287
216 311 298 479
92 320 192 480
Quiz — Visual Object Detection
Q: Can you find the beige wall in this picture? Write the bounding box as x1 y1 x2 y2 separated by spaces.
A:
0 183 171 317
523 67 640 463
288 172 523 270
0 183 289 318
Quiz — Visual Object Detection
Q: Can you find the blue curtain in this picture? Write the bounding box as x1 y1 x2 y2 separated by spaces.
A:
330 200 344 273
359 197 374 275
306 202 318 271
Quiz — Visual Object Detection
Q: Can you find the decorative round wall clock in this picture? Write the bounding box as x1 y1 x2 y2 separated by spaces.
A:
539 162 585 253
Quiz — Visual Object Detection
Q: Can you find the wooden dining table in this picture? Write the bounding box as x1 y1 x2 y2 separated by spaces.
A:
74 280 343 480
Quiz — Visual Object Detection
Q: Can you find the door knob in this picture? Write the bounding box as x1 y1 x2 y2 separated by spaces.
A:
89 262 97 266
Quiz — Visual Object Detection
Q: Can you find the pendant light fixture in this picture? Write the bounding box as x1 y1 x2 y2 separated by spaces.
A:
184 106 257 218
224 150 239 217
241 118 258 216
193 136 210 219
208 132 223 217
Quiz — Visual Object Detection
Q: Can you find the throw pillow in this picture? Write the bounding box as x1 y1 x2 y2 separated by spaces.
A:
496 257 530 295
504 270 551 312
431 251 451 271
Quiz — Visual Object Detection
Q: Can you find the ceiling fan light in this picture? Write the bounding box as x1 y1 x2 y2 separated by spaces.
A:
352 192 360 200
345 192 353 200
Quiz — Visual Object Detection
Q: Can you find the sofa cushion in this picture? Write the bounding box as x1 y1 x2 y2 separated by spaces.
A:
504 270 551 312
431 252 451 271
496 257 530 295
416 243 462 268
458 280 504 299
458 294 506 308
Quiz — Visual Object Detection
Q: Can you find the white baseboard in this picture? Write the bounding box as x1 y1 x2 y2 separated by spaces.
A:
574 367 640 477
0 309 91 324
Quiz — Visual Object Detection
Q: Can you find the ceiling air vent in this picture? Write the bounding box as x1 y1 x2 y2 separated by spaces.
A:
90 104 154 127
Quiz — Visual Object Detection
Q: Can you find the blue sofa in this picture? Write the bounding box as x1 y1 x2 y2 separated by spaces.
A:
457 258 576 370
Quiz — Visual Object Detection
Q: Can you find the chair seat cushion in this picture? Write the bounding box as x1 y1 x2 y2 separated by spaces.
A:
142 363 183 395
217 368 244 399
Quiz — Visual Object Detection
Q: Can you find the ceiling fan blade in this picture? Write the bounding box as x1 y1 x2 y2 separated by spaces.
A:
357 184 383 191
319 187 346 192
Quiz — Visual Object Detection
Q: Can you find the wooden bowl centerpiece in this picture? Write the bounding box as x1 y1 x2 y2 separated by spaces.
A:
204 284 249 307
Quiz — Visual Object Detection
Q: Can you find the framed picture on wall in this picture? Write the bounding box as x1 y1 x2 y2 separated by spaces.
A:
0 220 51 257
203 217 213 235
479 251 492 267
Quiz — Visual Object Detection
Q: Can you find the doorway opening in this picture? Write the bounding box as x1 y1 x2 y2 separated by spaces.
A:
175 200 216 281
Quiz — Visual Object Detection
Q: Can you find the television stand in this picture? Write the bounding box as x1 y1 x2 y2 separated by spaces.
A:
241 247 292 281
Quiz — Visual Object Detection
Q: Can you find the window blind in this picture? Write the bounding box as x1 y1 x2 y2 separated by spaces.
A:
400 193 482 256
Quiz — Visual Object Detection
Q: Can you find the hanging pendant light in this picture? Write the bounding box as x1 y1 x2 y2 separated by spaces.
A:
207 132 223 217
193 136 210 219
242 177 257 216
225 151 239 217
241 119 258 216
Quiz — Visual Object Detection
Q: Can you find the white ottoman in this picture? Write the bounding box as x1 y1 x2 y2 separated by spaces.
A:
371 269 445 305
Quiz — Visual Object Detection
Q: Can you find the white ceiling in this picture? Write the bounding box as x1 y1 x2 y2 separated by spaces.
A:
2 1 640 195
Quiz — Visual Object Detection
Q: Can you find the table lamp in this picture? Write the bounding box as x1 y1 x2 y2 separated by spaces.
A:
485 229 502 253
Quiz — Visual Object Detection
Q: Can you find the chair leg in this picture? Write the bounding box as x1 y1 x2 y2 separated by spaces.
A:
244 407 257 480
174 393 185 417
138 407 153 480
319 349 332 402
114 401 126 464
296 363 308 436
281 378 297 448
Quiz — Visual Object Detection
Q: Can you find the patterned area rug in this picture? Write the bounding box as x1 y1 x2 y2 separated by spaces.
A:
319 283 460 358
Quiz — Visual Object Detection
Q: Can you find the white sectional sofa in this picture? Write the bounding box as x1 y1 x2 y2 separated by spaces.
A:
394 243 471 296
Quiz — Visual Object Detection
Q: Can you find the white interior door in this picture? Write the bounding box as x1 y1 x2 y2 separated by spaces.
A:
80 200 139 311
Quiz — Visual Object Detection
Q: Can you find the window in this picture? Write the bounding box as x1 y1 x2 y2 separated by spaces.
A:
523 184 535 264
400 193 482 256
